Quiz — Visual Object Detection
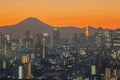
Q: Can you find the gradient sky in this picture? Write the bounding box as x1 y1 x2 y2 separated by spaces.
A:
0 0 120 29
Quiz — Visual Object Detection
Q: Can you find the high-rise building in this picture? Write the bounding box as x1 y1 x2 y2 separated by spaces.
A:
53 28 60 46
24 30 33 49
22 54 29 64
104 30 112 49
91 65 97 80
111 29 120 51
95 27 105 48
79 33 87 48
18 66 23 79
11 39 19 51
42 33 50 47
4 36 7 56
20 54 33 79
0 32 4 51
73 33 79 47
3 60 6 69
105 68 111 80
42 33 49 58
91 65 96 75
27 62 32 79
112 69 117 77
24 38 33 49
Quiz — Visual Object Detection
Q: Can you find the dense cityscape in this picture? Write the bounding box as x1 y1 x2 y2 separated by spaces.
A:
0 27 120 80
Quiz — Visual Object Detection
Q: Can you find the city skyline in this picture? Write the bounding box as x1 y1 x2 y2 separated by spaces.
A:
0 0 120 79
0 0 120 29
0 24 120 79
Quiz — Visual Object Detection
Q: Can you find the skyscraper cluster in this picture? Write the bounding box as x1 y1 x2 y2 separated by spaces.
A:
0 27 120 80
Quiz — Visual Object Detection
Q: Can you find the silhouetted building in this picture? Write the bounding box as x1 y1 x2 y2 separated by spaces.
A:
95 27 105 48
104 30 112 49
0 32 4 51
79 33 87 48
53 28 60 46
73 33 79 47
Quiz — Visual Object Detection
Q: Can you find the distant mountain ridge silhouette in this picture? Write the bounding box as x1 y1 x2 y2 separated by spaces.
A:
0 17 97 39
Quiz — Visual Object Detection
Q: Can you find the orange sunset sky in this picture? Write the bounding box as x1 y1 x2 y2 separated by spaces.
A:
0 0 120 29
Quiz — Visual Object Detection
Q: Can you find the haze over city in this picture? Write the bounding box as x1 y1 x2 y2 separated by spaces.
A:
0 0 120 29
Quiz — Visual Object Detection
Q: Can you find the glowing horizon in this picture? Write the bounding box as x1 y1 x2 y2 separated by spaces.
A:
0 0 120 29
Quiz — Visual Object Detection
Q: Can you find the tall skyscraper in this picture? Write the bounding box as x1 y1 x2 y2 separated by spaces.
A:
27 62 32 79
79 33 86 48
95 27 105 48
104 30 112 49
18 66 23 79
42 33 49 58
111 29 120 50
105 68 111 80
53 28 60 46
4 36 7 56
42 33 50 47
73 33 79 47
0 32 4 50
